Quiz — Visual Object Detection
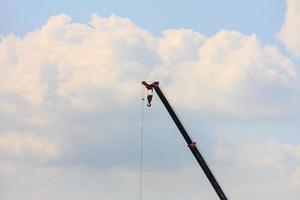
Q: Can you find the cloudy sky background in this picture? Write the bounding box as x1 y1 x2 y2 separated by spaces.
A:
1 0 300 199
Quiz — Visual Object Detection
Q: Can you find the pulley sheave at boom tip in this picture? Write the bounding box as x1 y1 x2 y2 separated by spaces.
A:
142 81 159 107
141 81 228 200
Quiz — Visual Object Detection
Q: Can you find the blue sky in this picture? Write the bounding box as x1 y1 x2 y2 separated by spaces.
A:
1 0 285 43
1 0 300 199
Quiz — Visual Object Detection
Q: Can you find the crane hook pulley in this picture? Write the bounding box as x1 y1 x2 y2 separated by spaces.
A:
146 89 153 107
142 81 159 107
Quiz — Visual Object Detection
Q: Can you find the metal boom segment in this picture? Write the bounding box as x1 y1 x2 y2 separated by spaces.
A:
142 81 228 200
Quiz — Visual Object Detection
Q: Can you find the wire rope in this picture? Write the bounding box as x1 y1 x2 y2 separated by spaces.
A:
139 85 145 200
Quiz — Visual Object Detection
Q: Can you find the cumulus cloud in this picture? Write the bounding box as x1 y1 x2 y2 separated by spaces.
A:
153 30 299 116
214 133 300 199
215 133 300 168
0 13 298 117
0 132 58 158
0 13 157 112
289 167 300 188
0 12 300 200
158 29 206 63
279 0 300 57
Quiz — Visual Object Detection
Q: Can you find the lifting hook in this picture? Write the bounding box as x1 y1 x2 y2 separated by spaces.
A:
142 81 159 107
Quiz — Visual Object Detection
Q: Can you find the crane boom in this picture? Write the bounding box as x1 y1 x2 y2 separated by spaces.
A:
142 81 228 200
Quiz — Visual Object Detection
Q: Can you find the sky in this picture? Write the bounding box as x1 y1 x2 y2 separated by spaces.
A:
0 0 300 199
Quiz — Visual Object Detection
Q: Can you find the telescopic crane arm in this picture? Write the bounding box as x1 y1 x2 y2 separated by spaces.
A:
142 81 228 200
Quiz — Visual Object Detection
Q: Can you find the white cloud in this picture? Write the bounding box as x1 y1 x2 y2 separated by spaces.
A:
289 167 300 188
214 133 300 199
215 133 300 168
279 0 300 57
0 14 298 116
0 34 48 105
153 30 299 116
0 132 58 158
158 29 206 63
0 13 300 200
0 14 157 112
